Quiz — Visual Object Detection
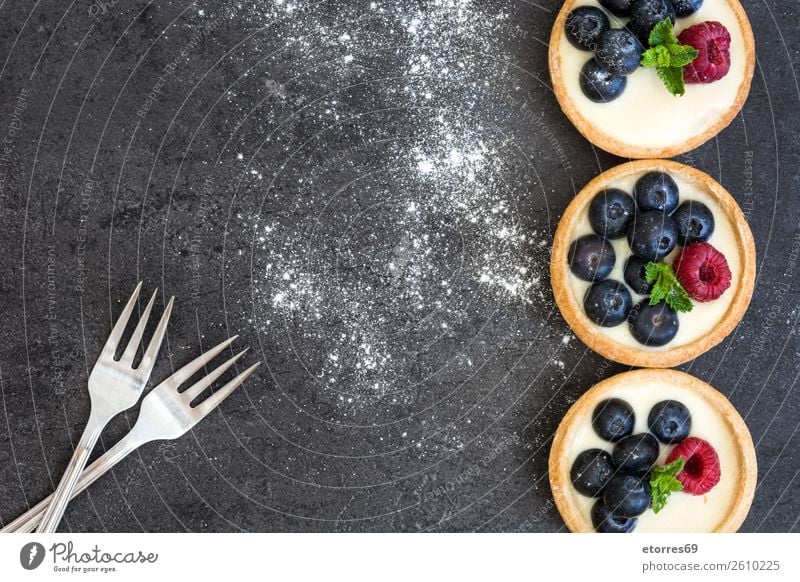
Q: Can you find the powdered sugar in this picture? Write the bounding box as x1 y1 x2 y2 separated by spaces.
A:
239 0 549 419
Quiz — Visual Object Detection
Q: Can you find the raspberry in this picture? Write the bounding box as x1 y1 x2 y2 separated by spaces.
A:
667 437 721 495
678 21 732 84
674 242 732 302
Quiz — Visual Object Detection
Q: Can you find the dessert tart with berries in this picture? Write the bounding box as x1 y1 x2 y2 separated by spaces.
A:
549 0 755 158
549 368 757 532
551 159 755 367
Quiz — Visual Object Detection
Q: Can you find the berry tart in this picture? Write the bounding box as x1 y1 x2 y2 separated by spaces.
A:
549 0 755 158
549 369 757 532
551 160 754 367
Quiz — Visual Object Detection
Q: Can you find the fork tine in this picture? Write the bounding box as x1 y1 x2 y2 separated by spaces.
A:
137 296 174 372
194 362 260 418
167 336 239 388
120 290 157 363
181 349 249 402
101 282 143 358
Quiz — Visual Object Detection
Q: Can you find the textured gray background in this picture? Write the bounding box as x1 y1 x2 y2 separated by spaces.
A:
0 0 799 532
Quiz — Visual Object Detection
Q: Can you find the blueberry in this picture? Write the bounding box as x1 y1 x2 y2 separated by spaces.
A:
671 201 715 245
591 500 638 533
629 0 677 45
600 0 635 17
628 300 679 346
626 210 678 262
603 474 651 518
571 449 615 497
588 188 636 239
565 7 610 52
670 0 703 17
592 398 636 442
612 433 660 475
580 58 627 103
624 256 654 295
568 234 616 282
596 29 645 76
635 172 680 213
584 279 633 327
648 400 692 444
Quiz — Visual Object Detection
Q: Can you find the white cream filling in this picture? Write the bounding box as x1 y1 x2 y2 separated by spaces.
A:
559 0 748 151
567 171 741 350
567 380 741 532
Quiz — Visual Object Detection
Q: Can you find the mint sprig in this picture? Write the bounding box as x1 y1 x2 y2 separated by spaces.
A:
640 19 699 97
650 458 685 513
645 262 693 313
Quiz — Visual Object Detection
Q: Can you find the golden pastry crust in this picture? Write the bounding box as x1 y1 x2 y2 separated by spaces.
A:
548 0 756 159
549 368 757 533
550 159 755 368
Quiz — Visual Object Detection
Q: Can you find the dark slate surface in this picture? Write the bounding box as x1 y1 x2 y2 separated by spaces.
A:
0 0 798 532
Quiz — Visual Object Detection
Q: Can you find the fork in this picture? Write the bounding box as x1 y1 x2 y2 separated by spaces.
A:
36 283 174 533
3 336 259 533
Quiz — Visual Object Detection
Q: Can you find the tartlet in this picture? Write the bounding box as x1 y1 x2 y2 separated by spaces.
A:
549 0 755 159
551 159 755 368
549 368 757 533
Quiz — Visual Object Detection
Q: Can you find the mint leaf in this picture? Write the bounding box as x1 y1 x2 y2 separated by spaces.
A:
657 66 687 97
642 45 671 68
650 458 685 513
668 44 700 68
639 18 699 97
648 19 676 48
645 262 693 313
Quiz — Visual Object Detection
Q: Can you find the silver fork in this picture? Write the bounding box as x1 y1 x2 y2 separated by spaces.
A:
36 283 174 533
3 336 259 533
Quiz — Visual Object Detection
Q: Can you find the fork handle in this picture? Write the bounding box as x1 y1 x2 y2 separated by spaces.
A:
3 432 145 534
36 416 108 533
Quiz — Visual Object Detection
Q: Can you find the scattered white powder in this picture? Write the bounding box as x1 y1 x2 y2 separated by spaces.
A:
239 0 550 421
